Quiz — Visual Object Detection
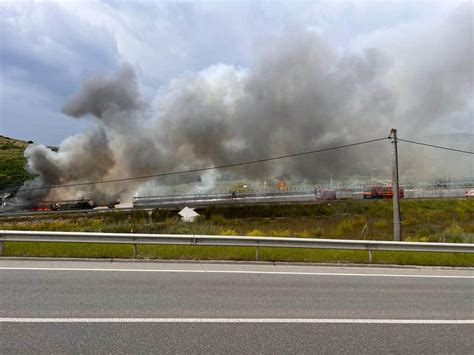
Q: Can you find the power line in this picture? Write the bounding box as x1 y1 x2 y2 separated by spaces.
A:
397 138 474 155
17 137 389 192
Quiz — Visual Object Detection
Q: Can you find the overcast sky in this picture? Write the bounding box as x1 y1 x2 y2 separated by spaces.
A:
0 0 471 146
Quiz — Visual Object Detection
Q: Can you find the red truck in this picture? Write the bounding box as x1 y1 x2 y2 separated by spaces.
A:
365 186 404 199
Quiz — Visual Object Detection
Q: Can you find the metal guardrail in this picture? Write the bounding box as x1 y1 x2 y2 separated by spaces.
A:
132 191 315 208
1 230 473 262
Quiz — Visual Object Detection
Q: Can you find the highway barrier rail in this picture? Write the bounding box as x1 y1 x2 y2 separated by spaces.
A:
1 230 473 262
132 190 316 208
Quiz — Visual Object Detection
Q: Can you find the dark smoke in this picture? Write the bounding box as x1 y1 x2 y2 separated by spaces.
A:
62 64 142 120
11 5 474 208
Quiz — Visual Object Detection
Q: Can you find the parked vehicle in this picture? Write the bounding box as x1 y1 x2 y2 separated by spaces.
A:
315 188 337 200
315 188 353 201
465 189 474 197
364 186 404 199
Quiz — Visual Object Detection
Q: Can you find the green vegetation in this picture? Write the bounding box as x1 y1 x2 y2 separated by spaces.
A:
1 199 473 266
3 242 472 267
0 135 36 191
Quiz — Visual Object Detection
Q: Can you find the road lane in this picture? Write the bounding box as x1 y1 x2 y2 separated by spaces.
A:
2 323 473 354
0 260 472 353
0 260 473 319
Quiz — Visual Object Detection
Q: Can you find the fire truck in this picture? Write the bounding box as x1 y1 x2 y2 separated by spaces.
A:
364 186 404 199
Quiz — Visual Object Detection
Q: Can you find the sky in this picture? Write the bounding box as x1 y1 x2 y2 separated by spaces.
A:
1 0 471 146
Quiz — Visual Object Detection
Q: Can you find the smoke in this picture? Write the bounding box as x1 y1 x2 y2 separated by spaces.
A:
62 64 142 120
11 5 473 208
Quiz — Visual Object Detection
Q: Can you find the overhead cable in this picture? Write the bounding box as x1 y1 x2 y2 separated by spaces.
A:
397 138 474 155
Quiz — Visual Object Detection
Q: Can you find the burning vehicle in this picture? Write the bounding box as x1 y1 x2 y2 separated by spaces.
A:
47 197 120 211
49 199 96 211
2 194 120 212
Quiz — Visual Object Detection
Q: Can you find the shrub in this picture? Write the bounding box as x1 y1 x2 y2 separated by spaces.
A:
402 215 418 226
434 223 470 243
104 211 134 224
220 228 237 236
332 218 365 238
295 230 311 238
270 229 292 237
195 203 334 219
247 229 266 236
152 209 180 221
374 219 388 229
210 214 227 224
311 227 323 237
412 225 441 241
164 217 178 225
405 235 430 242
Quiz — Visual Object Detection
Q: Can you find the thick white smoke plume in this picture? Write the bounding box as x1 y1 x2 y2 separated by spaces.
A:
12 5 474 207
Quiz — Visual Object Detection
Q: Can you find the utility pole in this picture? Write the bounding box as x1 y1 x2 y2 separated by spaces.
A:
390 128 402 241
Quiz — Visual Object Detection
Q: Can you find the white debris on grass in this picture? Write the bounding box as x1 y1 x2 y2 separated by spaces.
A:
178 207 199 223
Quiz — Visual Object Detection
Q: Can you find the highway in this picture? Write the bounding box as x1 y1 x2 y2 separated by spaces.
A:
0 191 317 217
0 260 472 353
2 195 470 219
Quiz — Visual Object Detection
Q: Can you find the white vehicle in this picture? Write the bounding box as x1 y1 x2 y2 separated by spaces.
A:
465 189 474 197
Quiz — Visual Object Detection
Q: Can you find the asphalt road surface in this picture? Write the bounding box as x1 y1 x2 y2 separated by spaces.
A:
1 260 473 354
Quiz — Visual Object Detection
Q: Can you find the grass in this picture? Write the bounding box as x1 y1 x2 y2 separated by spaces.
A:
0 135 36 191
1 199 473 266
3 242 472 267
4 242 134 259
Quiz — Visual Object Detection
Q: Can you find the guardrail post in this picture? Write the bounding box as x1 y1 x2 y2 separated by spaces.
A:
256 241 259 261
0 240 3 256
368 249 373 263
130 229 137 258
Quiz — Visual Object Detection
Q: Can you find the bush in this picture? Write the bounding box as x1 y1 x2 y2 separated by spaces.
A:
247 229 266 236
412 225 442 241
433 223 473 243
152 209 180 221
210 214 227 224
405 235 431 242
311 227 323 237
402 215 418 226
164 217 178 225
332 218 365 238
220 228 237 236
295 230 311 238
374 219 388 229
195 203 334 219
270 229 292 237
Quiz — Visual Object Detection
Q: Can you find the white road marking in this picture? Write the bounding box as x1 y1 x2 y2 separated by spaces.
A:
0 318 472 324
0 266 472 278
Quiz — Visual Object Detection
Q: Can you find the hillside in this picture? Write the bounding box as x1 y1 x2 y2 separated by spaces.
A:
0 135 35 192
